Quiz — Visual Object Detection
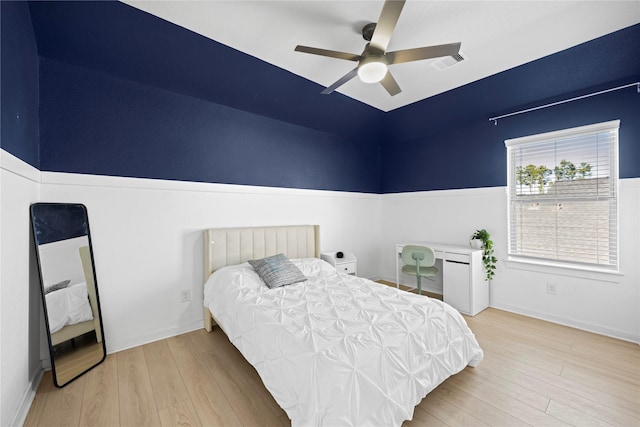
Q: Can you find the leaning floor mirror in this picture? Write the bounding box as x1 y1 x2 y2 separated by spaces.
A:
30 203 106 387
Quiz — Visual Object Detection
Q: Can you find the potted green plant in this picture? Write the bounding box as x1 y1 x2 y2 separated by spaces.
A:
470 229 497 281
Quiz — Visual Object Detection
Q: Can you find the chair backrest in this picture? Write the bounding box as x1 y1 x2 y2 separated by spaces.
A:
401 245 436 267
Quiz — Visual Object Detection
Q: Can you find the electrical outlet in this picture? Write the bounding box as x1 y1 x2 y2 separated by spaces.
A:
546 282 557 295
181 289 191 303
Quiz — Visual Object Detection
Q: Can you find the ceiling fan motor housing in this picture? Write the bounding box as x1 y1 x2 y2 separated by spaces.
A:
362 23 376 41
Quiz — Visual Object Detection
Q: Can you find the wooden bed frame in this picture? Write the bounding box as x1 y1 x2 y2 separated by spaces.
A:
203 225 320 332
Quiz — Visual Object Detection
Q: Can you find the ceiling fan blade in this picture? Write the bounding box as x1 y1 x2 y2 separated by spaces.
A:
295 45 361 62
380 71 401 96
386 42 462 65
369 0 406 52
321 67 359 95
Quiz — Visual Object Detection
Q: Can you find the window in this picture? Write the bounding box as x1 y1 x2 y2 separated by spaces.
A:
506 120 619 271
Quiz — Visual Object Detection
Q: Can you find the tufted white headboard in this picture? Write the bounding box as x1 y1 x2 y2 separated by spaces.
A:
203 225 320 280
203 225 320 331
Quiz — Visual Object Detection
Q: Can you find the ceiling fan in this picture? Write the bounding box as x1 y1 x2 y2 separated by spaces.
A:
294 0 461 96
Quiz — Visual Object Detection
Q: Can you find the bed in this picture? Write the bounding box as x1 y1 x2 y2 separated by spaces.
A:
203 225 483 426
49 246 103 346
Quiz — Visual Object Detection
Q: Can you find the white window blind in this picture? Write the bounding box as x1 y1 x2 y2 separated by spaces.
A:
505 120 619 271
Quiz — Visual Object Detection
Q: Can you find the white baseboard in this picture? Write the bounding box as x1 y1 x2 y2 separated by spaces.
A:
490 302 640 344
9 363 44 427
107 318 204 354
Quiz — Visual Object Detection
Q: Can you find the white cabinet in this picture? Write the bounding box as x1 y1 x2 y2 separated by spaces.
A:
321 252 357 276
444 255 472 314
442 250 488 316
396 243 488 316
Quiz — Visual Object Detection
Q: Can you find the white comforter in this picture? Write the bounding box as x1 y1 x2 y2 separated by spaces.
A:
204 258 483 426
45 282 94 334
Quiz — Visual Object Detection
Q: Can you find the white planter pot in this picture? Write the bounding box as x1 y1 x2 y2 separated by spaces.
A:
470 239 483 249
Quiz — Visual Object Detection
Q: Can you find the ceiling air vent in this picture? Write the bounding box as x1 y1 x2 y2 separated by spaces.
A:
431 51 466 71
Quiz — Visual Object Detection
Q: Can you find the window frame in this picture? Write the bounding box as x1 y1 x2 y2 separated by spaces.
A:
505 120 620 274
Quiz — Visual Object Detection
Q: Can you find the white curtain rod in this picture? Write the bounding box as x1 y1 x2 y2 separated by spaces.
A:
489 82 640 125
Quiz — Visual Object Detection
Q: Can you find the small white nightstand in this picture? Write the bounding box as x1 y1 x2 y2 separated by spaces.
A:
321 252 357 276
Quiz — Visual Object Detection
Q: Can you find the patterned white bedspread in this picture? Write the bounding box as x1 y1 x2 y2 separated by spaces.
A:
45 282 94 334
204 258 483 426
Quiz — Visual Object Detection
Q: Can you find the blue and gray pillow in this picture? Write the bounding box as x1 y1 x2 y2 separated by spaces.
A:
248 253 307 289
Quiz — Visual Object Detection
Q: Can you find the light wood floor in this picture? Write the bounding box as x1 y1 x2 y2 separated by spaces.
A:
25 289 639 426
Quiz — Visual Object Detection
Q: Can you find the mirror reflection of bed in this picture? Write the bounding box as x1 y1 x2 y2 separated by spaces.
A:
31 203 106 387
41 240 100 338
38 237 104 384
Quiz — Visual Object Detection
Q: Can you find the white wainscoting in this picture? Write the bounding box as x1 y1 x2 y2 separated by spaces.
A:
380 183 640 343
38 171 382 354
1 150 42 427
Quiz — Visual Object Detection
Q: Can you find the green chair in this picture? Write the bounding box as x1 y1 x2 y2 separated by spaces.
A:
401 245 438 295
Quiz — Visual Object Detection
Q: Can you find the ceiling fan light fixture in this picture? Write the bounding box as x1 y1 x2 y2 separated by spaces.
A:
358 56 388 83
295 0 461 96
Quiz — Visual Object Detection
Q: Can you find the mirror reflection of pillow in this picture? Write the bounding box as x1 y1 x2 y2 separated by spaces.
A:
44 279 70 295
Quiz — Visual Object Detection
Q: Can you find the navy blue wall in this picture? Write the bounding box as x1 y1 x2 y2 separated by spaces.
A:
39 58 382 192
27 0 385 143
381 82 640 193
5 0 639 194
382 24 640 192
1 1 39 168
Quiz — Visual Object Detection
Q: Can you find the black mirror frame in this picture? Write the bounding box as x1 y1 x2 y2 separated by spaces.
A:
30 202 107 387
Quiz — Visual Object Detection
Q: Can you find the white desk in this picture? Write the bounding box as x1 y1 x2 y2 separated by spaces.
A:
396 243 489 316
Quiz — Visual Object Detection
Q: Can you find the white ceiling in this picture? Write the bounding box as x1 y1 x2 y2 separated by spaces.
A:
122 1 640 112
